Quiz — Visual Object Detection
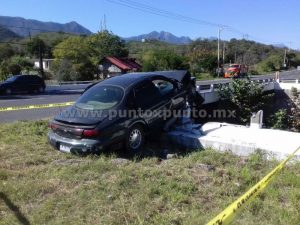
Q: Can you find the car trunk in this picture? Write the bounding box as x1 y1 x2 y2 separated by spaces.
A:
52 107 105 139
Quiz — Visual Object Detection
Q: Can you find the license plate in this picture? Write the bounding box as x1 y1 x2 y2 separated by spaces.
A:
59 144 71 152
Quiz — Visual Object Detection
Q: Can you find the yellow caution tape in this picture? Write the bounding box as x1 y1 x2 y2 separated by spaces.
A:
206 146 300 225
0 102 75 112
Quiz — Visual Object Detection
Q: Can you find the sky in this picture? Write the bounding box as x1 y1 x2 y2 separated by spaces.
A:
1 0 300 49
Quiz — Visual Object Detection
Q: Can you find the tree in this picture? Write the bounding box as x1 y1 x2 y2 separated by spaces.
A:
53 36 90 63
27 37 47 78
87 30 128 64
52 59 76 81
0 44 15 62
8 63 22 75
0 61 10 81
269 109 289 130
219 77 270 124
53 36 95 81
10 56 34 72
142 49 189 71
257 54 283 73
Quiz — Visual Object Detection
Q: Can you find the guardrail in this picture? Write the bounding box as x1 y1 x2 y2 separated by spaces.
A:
279 79 300 84
197 78 300 105
197 78 277 104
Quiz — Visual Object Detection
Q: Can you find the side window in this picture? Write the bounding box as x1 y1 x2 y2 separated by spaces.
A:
152 79 174 97
134 82 161 109
17 76 26 83
126 90 135 108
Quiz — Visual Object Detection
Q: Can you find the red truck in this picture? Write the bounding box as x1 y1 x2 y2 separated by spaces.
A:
224 64 247 78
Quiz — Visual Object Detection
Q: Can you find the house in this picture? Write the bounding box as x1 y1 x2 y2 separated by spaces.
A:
99 57 141 77
34 59 54 72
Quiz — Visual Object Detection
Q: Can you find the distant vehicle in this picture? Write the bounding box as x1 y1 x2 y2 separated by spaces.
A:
48 71 194 155
0 75 46 95
224 64 247 78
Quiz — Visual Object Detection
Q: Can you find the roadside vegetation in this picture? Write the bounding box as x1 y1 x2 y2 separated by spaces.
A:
1 30 300 82
1 120 300 225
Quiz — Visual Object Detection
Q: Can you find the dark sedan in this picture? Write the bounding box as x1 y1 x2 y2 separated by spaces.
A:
0 75 46 95
48 71 194 155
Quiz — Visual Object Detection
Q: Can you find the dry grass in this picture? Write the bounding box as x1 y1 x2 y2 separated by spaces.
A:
0 120 300 225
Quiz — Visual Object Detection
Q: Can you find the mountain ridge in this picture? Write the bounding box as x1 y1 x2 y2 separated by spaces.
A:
0 24 20 40
124 31 193 45
0 15 92 37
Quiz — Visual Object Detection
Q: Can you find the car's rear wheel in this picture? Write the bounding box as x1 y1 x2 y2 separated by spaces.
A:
38 86 45 93
125 124 145 155
5 88 12 95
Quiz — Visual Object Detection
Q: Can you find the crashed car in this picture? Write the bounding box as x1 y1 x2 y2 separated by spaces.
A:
48 70 200 155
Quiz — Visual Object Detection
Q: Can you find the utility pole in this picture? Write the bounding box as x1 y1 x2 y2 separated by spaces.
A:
104 14 107 30
222 42 225 66
234 51 237 63
39 42 44 79
217 26 225 77
283 49 287 67
217 27 220 76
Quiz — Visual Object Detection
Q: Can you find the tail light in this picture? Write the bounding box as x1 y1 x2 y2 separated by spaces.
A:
49 122 59 130
82 129 100 138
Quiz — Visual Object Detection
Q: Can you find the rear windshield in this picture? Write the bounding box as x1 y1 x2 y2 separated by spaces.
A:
75 85 124 110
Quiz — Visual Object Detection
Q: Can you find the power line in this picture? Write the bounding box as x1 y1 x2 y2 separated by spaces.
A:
106 0 223 27
106 0 290 47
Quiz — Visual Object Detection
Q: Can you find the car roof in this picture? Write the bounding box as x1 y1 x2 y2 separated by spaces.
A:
98 70 189 89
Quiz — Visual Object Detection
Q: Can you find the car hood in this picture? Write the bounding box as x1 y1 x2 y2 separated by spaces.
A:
54 106 108 126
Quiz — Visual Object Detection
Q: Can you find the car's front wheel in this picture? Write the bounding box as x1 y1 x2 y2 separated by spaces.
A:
125 124 145 155
38 86 45 93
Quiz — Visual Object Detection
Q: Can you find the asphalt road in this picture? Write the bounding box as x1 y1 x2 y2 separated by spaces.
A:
1 70 300 123
196 69 299 85
0 90 82 123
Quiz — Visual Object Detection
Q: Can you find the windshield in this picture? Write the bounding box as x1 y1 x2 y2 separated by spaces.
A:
5 76 18 82
75 85 124 110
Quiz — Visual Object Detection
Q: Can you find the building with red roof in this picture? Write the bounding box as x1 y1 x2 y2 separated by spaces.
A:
99 57 142 77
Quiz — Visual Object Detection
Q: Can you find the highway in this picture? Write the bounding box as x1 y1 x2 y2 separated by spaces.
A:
1 70 300 123
196 69 298 85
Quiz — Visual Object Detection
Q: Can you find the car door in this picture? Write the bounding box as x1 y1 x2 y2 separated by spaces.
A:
28 76 37 91
133 80 166 131
13 76 26 93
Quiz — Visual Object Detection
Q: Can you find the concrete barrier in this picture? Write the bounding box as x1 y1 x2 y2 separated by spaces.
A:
167 121 300 161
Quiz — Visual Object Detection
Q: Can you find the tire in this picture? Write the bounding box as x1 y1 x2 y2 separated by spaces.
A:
5 88 12 95
38 86 45 93
125 124 145 155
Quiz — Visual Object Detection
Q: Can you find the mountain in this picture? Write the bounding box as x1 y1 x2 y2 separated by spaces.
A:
124 31 192 45
273 43 287 48
0 24 20 40
0 16 92 37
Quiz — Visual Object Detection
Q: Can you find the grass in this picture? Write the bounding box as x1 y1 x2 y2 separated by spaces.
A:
194 73 217 81
0 120 300 225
